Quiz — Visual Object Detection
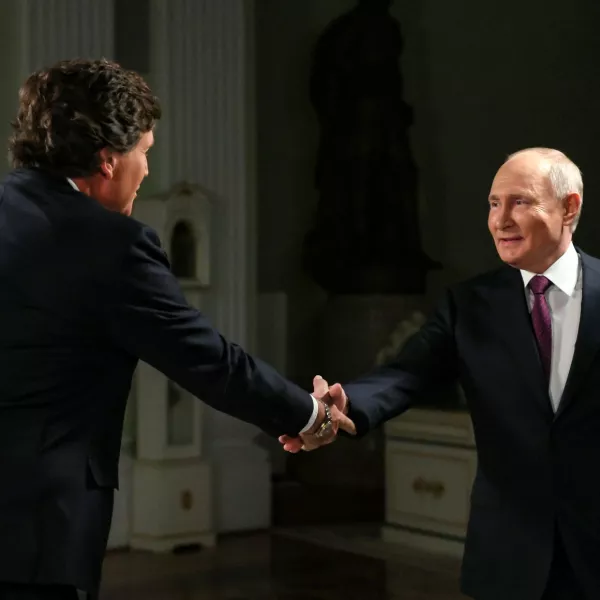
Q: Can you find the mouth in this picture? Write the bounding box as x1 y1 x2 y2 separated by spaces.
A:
498 237 523 245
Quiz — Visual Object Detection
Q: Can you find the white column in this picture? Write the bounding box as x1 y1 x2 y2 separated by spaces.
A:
20 0 113 74
151 0 268 533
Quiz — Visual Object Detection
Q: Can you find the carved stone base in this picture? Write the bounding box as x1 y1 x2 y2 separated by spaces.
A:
287 294 429 523
209 439 271 533
381 525 465 558
130 459 214 553
129 531 217 553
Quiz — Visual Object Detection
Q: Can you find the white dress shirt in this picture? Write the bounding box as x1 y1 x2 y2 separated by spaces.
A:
520 243 582 412
302 396 319 433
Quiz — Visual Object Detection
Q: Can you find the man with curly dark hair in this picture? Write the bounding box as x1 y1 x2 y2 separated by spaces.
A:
0 59 353 600
9 58 161 215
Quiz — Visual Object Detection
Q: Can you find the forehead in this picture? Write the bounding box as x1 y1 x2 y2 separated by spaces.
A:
490 154 550 198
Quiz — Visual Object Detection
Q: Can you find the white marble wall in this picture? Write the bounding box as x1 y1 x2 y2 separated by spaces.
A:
151 0 255 346
150 0 268 533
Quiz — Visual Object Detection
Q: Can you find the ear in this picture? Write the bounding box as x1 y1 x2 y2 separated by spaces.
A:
562 193 581 228
98 148 117 180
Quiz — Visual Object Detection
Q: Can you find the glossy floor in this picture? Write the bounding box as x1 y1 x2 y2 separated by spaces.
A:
101 529 468 599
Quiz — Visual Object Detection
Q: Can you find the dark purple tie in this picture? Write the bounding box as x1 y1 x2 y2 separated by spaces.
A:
529 275 553 381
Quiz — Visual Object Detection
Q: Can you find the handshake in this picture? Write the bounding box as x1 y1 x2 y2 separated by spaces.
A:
278 375 357 453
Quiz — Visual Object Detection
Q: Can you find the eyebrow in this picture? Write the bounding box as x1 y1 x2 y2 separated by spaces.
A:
488 192 534 202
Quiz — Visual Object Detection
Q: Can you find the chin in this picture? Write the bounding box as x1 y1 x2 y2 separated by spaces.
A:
500 257 520 267
497 249 525 268
119 203 133 216
504 259 523 269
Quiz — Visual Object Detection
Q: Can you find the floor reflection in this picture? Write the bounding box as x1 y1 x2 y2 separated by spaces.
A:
101 531 467 599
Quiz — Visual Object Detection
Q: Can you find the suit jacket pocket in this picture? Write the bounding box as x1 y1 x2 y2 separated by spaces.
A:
87 454 119 489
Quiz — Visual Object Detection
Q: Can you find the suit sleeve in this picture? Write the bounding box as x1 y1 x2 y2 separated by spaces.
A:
344 291 459 437
106 225 314 438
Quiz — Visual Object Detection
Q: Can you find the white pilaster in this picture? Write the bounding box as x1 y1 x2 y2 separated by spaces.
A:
150 0 267 533
20 0 113 74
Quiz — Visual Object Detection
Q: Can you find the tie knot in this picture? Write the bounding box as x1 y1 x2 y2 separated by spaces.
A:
529 275 552 295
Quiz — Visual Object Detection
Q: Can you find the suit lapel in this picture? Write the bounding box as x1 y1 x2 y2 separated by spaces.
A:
485 266 554 418
556 251 600 418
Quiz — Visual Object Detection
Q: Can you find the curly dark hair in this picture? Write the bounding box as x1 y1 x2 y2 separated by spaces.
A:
9 58 161 177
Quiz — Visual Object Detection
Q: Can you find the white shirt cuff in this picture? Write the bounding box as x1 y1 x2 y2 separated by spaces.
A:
299 395 319 434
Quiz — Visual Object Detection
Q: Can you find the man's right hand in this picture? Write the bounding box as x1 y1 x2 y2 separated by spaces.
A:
278 375 355 453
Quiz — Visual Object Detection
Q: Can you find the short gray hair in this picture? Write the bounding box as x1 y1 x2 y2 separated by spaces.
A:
506 147 583 231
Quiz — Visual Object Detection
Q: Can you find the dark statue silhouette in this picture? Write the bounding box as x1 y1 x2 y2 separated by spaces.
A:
303 0 439 294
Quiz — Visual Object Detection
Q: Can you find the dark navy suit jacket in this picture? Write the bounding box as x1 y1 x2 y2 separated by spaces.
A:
345 252 600 600
0 168 313 594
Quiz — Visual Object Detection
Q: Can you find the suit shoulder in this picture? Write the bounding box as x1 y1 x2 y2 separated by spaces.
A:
579 249 600 273
459 265 509 287
80 204 161 251
447 264 515 300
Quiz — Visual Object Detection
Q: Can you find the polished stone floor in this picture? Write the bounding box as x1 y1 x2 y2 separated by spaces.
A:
101 530 468 599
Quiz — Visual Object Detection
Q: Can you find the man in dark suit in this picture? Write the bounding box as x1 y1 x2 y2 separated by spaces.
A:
282 147 595 599
0 59 354 600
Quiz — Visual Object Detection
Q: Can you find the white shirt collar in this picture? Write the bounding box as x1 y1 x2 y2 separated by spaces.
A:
66 177 79 191
520 242 579 296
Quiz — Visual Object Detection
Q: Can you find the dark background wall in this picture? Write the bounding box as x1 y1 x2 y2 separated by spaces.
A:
256 0 600 385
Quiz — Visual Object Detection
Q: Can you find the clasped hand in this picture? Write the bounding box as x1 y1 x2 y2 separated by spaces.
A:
278 375 356 453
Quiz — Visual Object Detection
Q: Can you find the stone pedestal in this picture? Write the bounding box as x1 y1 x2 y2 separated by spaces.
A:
131 459 214 552
288 294 429 523
130 184 215 551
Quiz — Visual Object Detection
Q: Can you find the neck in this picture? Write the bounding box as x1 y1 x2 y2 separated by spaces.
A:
70 177 92 196
530 236 573 274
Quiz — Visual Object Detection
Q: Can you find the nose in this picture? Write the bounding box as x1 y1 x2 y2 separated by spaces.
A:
494 204 514 230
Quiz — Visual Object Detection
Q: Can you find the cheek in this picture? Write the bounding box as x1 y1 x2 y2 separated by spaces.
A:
120 161 145 194
487 210 499 233
137 157 147 179
132 159 147 188
513 212 533 233
524 217 556 244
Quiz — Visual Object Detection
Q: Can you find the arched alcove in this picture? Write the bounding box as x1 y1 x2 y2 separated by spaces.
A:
170 220 197 278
